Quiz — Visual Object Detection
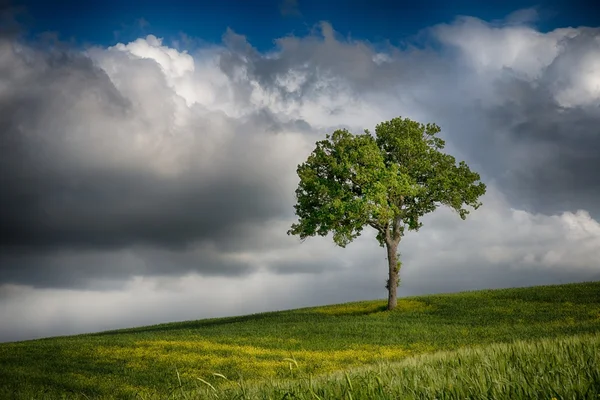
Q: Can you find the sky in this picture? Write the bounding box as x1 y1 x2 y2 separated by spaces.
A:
1 0 599 343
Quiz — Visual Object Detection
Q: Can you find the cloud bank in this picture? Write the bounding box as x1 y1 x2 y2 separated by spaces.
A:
1 11 599 341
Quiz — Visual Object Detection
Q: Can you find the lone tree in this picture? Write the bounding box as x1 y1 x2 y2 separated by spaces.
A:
288 117 486 310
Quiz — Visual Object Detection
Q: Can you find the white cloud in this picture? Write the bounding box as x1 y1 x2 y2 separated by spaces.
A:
431 18 600 109
402 187 600 274
552 38 600 108
112 34 195 79
433 17 573 80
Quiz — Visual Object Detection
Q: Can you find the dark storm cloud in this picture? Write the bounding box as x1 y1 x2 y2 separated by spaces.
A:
486 83 600 216
0 245 255 289
1 169 284 252
0 35 306 287
2 14 600 294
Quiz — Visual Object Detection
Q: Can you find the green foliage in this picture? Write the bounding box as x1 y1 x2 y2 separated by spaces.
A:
0 281 599 399
185 333 600 400
288 117 486 248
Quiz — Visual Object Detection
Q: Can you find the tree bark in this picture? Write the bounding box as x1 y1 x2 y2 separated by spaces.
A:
385 239 400 310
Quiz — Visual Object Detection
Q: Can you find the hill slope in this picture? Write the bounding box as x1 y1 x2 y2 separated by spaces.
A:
1 281 599 399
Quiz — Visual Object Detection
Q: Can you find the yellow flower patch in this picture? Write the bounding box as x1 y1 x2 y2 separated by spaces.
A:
92 339 409 381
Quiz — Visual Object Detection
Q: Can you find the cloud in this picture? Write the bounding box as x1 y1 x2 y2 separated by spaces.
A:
137 17 150 30
0 32 322 291
279 0 301 17
211 19 600 218
1 10 599 341
2 186 599 342
400 187 600 294
502 7 540 26
425 19 600 216
1 34 311 251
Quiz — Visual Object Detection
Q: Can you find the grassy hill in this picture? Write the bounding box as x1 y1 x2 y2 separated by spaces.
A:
1 281 599 399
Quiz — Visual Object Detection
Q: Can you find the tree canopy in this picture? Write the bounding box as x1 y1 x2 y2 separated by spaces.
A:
288 117 486 309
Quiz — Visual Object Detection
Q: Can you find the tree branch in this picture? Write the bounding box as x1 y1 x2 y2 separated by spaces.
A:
368 220 384 232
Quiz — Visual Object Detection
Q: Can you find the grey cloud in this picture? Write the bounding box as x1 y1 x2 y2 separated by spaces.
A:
0 244 255 290
2 13 600 303
402 261 600 297
500 7 539 26
0 35 308 288
268 259 344 275
217 20 600 218
490 89 600 216
219 23 433 106
243 107 314 134
431 28 600 217
1 235 596 342
2 170 285 252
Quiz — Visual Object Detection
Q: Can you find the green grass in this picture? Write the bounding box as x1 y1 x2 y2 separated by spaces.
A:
184 333 600 399
1 281 599 399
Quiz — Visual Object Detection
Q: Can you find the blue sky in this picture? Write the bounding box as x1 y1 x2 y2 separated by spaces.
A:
11 0 598 50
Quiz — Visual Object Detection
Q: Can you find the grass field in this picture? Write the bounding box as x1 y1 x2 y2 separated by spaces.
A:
1 281 599 399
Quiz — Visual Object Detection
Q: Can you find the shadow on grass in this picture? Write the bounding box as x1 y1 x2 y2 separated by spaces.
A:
89 313 278 336
306 302 389 317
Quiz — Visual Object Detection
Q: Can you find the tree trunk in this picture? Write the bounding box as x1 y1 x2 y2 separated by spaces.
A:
385 240 400 310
